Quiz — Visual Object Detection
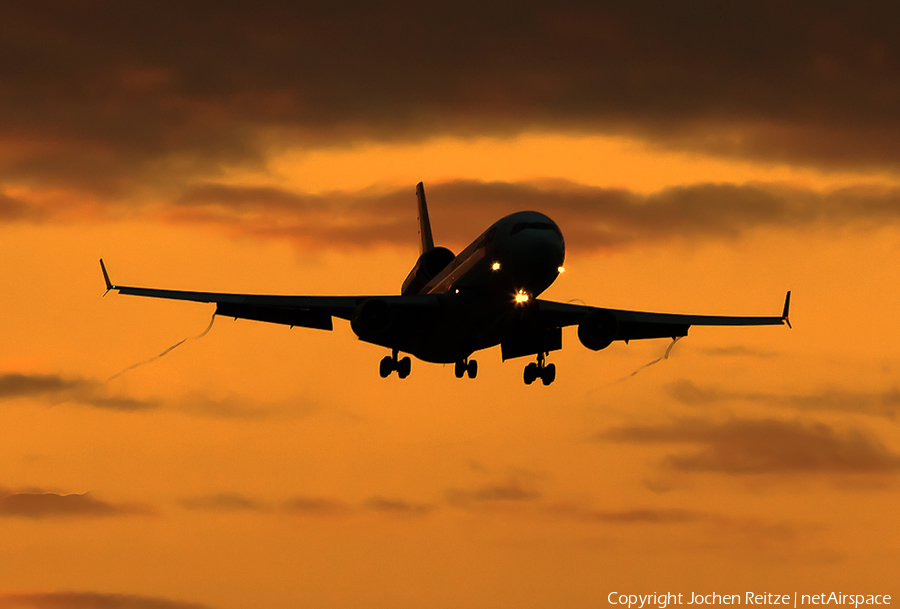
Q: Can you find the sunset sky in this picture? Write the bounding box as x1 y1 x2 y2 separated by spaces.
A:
2 3 899 608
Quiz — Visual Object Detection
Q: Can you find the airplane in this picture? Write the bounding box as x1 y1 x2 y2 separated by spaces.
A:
100 182 790 385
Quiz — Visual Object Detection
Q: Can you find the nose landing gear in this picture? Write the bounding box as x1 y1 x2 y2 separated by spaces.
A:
454 358 478 379
524 352 556 386
380 349 411 379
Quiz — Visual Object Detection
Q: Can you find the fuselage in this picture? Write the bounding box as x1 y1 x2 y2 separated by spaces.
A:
423 211 566 302
383 211 566 363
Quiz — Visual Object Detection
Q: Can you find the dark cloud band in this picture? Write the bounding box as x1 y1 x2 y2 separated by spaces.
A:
0 372 156 410
161 180 900 251
0 489 151 518
3 2 900 195
600 418 900 475
0 591 212 609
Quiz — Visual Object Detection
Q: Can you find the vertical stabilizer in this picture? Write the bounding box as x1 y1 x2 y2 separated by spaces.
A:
416 182 434 255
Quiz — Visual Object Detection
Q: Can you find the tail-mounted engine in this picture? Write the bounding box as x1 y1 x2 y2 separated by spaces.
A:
577 309 619 351
401 247 455 295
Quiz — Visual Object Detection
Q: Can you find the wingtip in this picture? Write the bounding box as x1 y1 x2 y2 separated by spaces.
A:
782 290 791 328
100 258 114 294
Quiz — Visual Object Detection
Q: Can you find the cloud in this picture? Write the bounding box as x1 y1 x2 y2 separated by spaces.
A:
539 502 804 554
163 184 412 249
0 591 213 609
2 3 900 199
173 394 289 420
544 504 702 524
363 497 435 516
601 418 900 475
0 193 41 221
7 175 900 255
667 379 900 419
153 179 900 252
0 372 304 419
695 345 780 358
179 490 439 516
180 493 436 517
446 479 541 507
783 389 900 419
0 373 81 397
178 493 268 512
0 489 152 519
282 496 350 516
0 372 157 411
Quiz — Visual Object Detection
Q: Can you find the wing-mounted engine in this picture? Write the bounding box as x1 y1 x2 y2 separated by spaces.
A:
351 298 394 340
401 246 455 295
349 295 442 358
578 309 619 350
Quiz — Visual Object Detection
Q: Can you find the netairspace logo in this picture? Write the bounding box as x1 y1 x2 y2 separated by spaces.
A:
607 592 893 609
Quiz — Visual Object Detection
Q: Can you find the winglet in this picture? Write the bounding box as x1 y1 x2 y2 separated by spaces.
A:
100 258 115 295
782 290 791 329
416 182 435 255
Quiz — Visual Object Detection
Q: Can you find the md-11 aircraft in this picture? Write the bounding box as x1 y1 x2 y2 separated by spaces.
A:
100 182 790 385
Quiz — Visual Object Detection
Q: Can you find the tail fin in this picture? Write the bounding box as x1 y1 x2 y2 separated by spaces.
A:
416 182 434 255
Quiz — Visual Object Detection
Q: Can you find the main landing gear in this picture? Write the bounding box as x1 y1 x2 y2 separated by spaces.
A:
523 352 556 386
380 349 411 379
454 358 478 379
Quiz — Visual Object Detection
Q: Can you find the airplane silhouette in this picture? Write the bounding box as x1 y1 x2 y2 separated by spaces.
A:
101 182 790 385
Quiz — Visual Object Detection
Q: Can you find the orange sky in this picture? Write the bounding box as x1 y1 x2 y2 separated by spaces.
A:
2 4 899 609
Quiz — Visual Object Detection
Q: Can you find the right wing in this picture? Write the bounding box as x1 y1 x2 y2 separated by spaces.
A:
534 291 791 343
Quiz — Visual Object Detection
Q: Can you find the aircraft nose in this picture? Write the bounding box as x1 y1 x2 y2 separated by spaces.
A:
530 219 565 259
547 230 566 265
511 224 565 277
531 232 564 268
498 213 567 294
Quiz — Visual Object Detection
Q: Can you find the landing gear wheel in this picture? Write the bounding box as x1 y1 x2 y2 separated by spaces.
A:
379 356 394 378
541 363 556 386
397 356 411 379
466 359 478 379
524 362 538 385
454 360 466 378
380 350 410 379
524 353 556 386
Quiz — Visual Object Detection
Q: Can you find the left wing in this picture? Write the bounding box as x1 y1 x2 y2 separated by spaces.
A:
101 259 374 330
534 291 790 344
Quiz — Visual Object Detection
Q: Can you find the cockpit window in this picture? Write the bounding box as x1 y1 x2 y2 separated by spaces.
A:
510 221 562 237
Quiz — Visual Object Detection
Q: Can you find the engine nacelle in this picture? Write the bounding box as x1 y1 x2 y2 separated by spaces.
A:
401 247 455 295
351 298 394 339
578 309 619 351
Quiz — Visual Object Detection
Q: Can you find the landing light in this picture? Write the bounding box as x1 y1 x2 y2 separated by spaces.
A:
514 289 530 305
491 261 501 271
558 266 565 273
